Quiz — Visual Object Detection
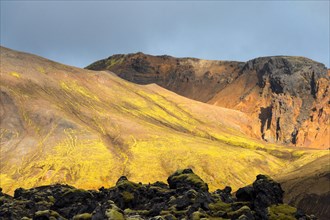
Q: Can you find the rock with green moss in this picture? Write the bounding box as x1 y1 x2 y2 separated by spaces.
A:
167 169 208 191
52 188 96 219
236 174 285 219
0 170 319 220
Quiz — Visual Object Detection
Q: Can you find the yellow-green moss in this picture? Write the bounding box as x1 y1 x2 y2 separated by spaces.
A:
106 57 124 68
47 195 55 203
124 208 149 215
171 172 208 191
10 71 21 78
35 210 60 217
192 211 207 220
73 213 92 220
37 66 46 74
116 180 140 189
268 204 297 220
106 209 125 220
122 191 134 202
209 201 232 213
227 205 250 218
63 188 92 197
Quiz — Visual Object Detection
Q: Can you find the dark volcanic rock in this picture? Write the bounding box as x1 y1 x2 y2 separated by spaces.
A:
52 188 96 218
253 174 284 207
214 186 234 203
236 174 285 219
0 169 318 220
242 56 327 97
236 186 255 203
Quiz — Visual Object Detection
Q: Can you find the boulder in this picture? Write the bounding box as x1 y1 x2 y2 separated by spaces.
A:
167 168 209 191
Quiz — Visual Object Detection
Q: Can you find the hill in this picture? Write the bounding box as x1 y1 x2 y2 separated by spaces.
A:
86 54 329 149
1 46 327 196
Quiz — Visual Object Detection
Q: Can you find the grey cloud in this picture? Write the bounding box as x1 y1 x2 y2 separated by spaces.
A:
1 1 329 68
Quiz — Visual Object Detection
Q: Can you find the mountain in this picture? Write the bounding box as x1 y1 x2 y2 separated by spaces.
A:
86 54 329 149
1 47 329 219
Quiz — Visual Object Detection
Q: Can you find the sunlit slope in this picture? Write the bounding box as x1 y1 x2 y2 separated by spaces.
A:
0 47 327 195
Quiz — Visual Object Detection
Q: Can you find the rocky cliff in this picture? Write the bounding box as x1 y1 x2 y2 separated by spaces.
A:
87 54 330 148
210 56 329 149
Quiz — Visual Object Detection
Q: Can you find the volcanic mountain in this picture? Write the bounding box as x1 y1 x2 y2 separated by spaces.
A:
0 47 329 219
87 53 329 149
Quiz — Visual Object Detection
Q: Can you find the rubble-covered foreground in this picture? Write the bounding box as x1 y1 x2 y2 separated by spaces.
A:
0 169 317 220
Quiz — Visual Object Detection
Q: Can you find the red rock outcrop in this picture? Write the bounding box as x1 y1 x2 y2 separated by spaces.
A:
210 57 329 149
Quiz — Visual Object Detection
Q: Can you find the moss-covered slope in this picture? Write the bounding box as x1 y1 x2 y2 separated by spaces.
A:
0 46 327 197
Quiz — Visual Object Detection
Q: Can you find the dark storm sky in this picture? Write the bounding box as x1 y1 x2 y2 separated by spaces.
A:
1 1 329 68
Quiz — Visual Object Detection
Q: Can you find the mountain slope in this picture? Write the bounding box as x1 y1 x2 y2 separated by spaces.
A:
277 154 330 220
1 46 327 195
86 52 244 103
87 54 329 149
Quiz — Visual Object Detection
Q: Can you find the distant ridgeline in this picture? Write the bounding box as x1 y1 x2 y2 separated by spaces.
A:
0 169 319 220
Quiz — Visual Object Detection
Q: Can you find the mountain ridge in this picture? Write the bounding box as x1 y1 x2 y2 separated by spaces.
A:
86 53 329 149
1 46 329 219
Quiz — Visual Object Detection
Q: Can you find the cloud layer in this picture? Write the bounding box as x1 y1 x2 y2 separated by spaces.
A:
1 1 329 67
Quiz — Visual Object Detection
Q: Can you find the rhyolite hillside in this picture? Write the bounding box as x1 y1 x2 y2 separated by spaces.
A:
2 46 327 196
1 46 329 219
87 54 329 149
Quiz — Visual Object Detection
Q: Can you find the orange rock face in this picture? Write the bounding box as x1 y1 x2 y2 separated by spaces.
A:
209 57 329 149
